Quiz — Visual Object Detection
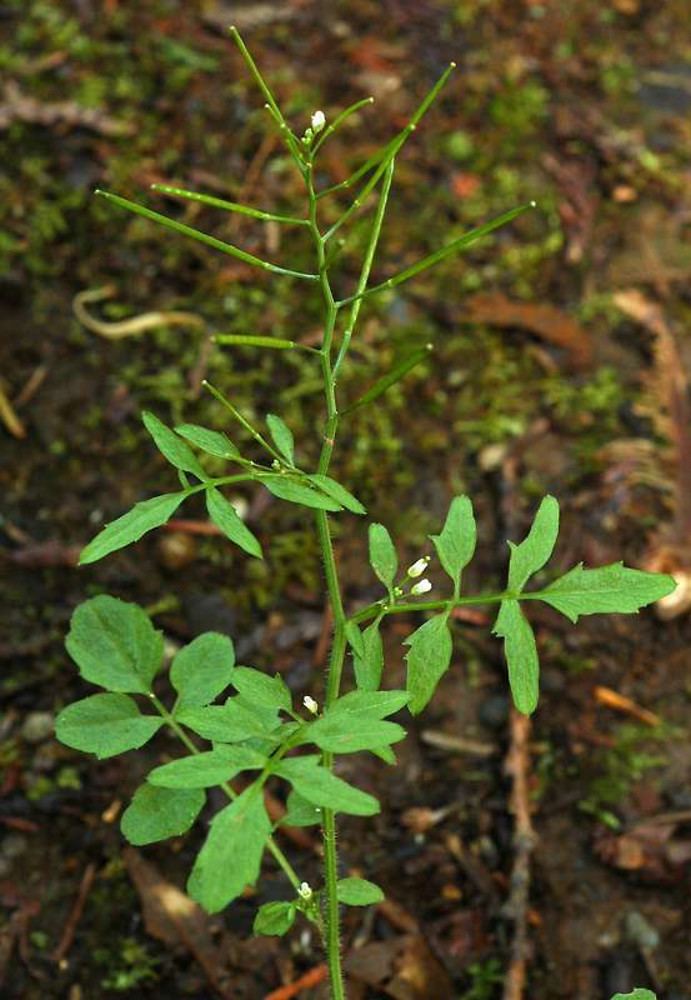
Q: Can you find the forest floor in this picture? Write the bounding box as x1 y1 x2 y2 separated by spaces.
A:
1 1 691 998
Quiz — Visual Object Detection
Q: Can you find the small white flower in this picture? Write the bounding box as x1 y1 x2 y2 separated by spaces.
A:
303 695 319 715
410 578 432 596
407 556 430 579
311 110 326 133
298 881 313 900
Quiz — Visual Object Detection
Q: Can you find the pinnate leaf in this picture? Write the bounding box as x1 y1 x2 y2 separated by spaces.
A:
188 785 271 913
307 474 366 515
121 784 204 844
206 488 262 558
275 756 379 815
507 495 559 593
261 477 342 511
368 523 398 591
174 423 240 460
404 614 453 715
66 596 162 693
148 746 266 788
492 599 539 715
266 413 295 464
171 632 235 708
142 410 207 478
336 877 384 906
79 492 186 564
56 693 162 759
230 666 291 713
538 563 676 623
430 495 476 587
254 901 296 936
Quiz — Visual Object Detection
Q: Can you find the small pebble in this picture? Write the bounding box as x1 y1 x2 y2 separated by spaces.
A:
21 711 54 744
624 910 660 952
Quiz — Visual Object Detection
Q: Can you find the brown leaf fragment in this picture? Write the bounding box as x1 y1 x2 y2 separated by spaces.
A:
465 293 593 369
123 848 232 998
343 934 453 1000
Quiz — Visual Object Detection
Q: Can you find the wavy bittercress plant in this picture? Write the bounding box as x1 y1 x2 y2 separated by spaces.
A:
56 26 676 1000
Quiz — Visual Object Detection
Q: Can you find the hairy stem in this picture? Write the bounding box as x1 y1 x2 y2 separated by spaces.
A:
306 155 348 1000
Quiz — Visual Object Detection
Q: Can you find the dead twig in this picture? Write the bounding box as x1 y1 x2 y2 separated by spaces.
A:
502 709 536 1000
73 286 206 340
51 863 97 964
13 365 49 409
593 685 661 727
0 381 26 439
263 963 329 1000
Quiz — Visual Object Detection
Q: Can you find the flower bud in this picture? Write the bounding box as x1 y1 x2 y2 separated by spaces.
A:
407 556 430 579
303 695 319 714
311 110 326 132
298 881 313 900
410 578 432 596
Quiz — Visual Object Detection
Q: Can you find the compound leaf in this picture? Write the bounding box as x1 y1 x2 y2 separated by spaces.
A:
121 783 204 844
188 785 271 913
537 562 676 623
404 614 452 715
368 523 397 591
266 413 295 464
142 410 207 479
429 495 476 589
66 596 162 693
336 877 384 906
79 492 186 564
171 632 235 708
56 693 162 759
275 756 379 816
507 495 559 593
492 599 539 715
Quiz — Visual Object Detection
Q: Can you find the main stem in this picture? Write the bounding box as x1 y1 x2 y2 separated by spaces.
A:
306 158 349 1000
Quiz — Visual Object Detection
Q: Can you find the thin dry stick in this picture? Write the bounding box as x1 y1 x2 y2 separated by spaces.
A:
502 709 536 1000
51 862 97 964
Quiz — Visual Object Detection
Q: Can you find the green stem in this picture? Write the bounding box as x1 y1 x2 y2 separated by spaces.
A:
349 591 509 625
332 159 395 381
202 380 288 466
149 694 300 891
306 158 348 1000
